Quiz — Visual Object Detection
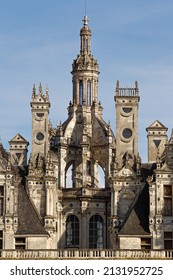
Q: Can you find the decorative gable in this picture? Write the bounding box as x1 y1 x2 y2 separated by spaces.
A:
117 166 136 178
147 120 167 130
9 133 29 145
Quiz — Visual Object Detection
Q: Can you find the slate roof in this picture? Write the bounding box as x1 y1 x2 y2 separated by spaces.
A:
16 184 48 236
141 163 156 177
119 183 150 236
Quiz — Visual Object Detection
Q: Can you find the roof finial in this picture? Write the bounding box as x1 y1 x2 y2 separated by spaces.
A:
32 83 36 97
83 0 89 25
46 84 49 95
39 82 43 95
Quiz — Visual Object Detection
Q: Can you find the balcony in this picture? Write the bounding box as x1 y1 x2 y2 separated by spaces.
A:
0 249 173 259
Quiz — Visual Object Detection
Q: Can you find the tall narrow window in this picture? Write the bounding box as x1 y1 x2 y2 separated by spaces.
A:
87 80 91 105
89 215 104 249
0 186 4 216
84 38 87 50
65 163 75 188
0 231 3 249
86 160 91 176
79 80 83 105
164 185 172 216
98 165 105 188
66 215 79 247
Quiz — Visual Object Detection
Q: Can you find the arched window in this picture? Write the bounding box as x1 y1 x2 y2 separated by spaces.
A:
66 215 79 247
89 215 104 249
87 80 91 106
79 80 83 105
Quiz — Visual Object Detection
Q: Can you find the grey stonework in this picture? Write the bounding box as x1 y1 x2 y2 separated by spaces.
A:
0 16 173 252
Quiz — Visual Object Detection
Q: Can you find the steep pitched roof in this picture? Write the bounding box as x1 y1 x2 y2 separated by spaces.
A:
141 163 155 177
119 184 150 236
16 184 48 236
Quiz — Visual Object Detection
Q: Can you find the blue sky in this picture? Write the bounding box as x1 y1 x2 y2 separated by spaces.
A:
0 0 173 162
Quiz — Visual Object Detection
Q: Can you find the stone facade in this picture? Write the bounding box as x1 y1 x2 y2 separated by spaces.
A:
0 16 173 253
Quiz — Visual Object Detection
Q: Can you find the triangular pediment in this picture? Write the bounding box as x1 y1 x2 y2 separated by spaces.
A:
117 165 136 178
33 94 48 103
9 133 29 144
147 120 167 130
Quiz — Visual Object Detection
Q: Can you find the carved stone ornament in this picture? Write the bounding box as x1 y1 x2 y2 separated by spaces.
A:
120 186 135 199
93 127 106 144
167 153 173 168
0 157 7 171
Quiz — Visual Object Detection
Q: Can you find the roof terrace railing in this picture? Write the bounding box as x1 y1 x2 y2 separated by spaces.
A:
0 249 172 259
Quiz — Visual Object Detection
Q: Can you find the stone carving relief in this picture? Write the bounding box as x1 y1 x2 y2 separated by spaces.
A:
29 153 45 177
0 157 7 171
93 127 106 145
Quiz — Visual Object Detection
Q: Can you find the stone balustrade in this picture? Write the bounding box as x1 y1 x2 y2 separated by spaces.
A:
0 249 173 259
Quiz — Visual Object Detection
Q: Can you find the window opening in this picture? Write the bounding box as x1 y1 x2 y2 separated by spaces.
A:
0 186 4 216
164 185 172 216
79 81 83 105
65 163 75 188
66 215 79 247
15 238 26 249
89 215 104 249
98 165 105 188
87 161 91 176
0 231 3 249
87 80 91 105
141 238 151 250
164 231 173 249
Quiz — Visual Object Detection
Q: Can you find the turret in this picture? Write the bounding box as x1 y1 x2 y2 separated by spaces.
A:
146 120 168 163
115 80 140 168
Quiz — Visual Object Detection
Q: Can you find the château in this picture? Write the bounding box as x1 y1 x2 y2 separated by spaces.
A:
0 15 173 259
